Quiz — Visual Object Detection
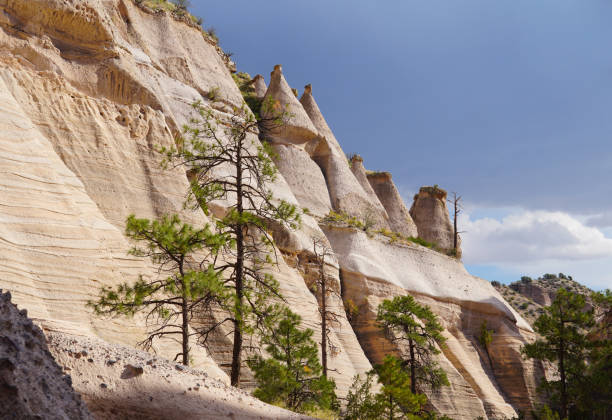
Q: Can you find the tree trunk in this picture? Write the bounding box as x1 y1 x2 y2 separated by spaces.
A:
320 261 328 377
485 345 493 370
559 339 567 419
409 337 417 394
231 145 244 387
181 295 189 366
453 201 458 252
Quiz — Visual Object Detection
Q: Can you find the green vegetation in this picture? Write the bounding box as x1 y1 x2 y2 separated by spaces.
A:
321 210 443 254
162 99 299 386
374 227 437 249
88 214 227 366
247 308 337 414
522 288 610 419
342 296 451 419
322 210 368 231
478 320 494 368
343 298 360 323
377 295 449 393
133 0 218 43
232 72 263 118
343 356 447 420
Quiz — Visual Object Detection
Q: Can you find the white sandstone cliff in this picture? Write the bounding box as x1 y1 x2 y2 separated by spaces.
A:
0 1 541 418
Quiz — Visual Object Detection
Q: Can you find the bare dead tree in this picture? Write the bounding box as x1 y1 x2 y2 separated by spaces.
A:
310 237 342 377
449 192 464 257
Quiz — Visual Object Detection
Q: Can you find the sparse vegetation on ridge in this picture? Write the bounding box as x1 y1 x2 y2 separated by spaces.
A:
321 210 448 254
132 0 219 44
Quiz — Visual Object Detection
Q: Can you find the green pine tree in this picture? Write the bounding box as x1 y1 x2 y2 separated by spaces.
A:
162 99 300 386
343 371 383 420
377 295 449 393
374 355 428 420
522 288 595 419
247 308 337 413
89 214 227 365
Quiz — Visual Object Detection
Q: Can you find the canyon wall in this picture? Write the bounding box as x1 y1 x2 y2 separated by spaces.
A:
0 1 542 418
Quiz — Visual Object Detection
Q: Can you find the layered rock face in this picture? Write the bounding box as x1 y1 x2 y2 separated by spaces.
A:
0 290 92 420
0 0 540 418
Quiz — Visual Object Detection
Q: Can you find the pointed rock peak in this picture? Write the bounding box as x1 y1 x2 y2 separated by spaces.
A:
262 65 318 144
253 74 267 99
349 155 387 213
299 83 344 154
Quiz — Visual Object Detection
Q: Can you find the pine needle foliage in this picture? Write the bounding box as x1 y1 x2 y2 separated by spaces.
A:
374 355 428 419
522 288 605 419
247 308 337 414
89 214 227 365
161 99 300 386
377 295 449 394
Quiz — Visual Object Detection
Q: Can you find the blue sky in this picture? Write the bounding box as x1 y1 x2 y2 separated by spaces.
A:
192 1 612 290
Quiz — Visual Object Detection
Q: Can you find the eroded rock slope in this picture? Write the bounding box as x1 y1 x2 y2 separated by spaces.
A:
0 1 542 418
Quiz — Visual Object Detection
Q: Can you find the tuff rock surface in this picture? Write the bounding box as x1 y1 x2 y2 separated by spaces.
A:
0 290 92 420
410 186 461 256
0 0 541 418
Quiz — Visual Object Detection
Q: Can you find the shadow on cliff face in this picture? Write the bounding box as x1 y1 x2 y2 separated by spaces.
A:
0 290 92 420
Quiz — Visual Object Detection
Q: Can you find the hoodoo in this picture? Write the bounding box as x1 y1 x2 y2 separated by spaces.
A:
252 74 267 99
410 186 460 256
262 64 319 144
367 171 418 237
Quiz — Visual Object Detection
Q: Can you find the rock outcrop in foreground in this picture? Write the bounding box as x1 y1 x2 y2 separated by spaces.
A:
45 330 308 420
0 290 92 420
0 1 541 418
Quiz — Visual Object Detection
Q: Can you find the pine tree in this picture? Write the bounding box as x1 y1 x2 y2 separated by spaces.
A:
343 372 382 420
374 355 427 420
377 295 449 393
522 288 595 419
89 214 227 365
247 308 337 413
163 99 300 386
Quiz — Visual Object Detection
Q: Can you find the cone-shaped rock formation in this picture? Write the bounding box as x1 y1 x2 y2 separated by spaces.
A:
367 171 418 237
349 155 388 215
262 65 318 144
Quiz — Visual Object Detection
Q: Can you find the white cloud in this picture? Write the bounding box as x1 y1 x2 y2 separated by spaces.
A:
460 209 612 290
460 210 612 264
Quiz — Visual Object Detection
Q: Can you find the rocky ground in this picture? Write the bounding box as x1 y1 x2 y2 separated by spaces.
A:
45 330 310 420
